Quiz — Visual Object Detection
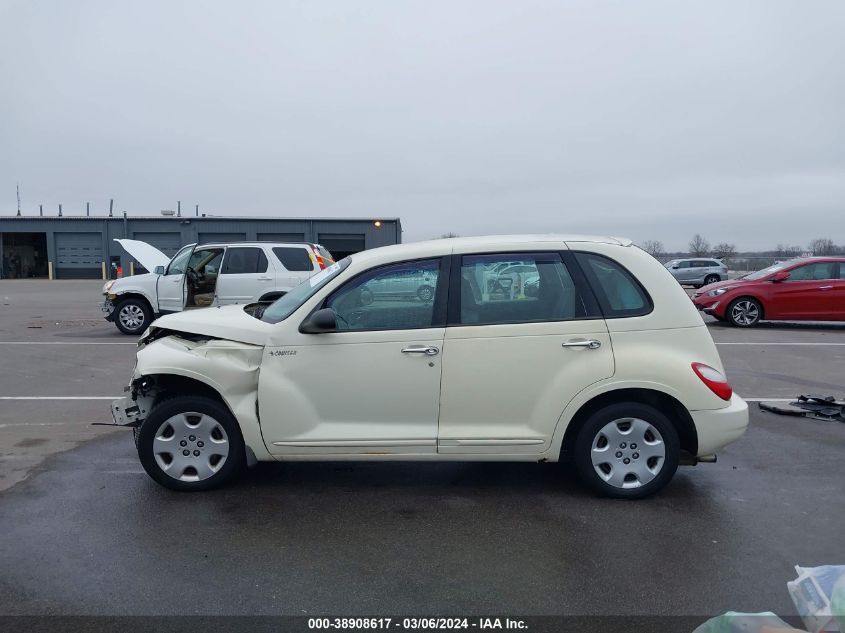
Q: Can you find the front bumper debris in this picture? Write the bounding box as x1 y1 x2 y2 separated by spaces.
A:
102 296 116 322
103 394 154 428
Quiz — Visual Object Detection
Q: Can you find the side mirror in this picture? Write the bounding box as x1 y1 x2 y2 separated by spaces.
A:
772 271 790 282
154 266 165 275
299 308 337 333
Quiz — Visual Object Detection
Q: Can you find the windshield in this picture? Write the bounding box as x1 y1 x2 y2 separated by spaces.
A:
743 260 797 281
261 257 351 323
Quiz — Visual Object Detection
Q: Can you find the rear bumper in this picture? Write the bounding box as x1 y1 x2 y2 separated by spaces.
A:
691 394 749 456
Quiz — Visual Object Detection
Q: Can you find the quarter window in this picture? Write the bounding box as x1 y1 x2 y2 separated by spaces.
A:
222 247 268 274
326 259 441 331
458 253 587 325
273 247 313 272
575 252 651 317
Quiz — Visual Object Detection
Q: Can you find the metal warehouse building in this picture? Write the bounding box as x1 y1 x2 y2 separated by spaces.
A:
0 216 401 279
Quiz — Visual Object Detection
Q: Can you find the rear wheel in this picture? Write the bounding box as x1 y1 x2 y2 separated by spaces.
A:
573 402 680 499
704 274 720 286
136 395 245 491
114 298 153 335
727 297 762 327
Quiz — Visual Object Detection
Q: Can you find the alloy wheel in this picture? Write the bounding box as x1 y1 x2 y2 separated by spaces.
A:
731 300 760 326
118 304 146 330
590 417 666 489
152 412 230 481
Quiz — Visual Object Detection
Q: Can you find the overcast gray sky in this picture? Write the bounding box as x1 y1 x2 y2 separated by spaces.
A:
1 0 843 250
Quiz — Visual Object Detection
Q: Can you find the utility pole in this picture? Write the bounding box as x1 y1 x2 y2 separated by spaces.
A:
39 204 43 217
86 202 90 217
195 204 199 217
123 209 128 238
109 198 114 217
58 203 63 217
177 200 181 217
16 183 21 216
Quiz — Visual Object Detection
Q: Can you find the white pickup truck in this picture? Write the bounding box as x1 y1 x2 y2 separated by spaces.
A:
102 239 333 334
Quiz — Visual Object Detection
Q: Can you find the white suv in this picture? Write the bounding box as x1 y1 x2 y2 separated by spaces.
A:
110 235 748 498
102 239 334 334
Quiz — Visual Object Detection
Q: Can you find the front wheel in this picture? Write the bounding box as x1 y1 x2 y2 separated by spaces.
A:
727 297 762 327
114 298 153 335
573 403 680 499
136 395 245 491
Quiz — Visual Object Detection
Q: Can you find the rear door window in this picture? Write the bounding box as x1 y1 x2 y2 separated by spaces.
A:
575 253 652 318
222 247 268 274
273 247 313 272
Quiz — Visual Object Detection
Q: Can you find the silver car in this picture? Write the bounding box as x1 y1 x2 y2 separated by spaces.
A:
664 258 728 287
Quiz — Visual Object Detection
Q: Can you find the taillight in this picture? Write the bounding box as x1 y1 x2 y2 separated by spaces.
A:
691 362 733 401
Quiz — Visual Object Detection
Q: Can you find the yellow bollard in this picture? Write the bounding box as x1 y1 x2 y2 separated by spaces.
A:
130 261 135 276
48 261 54 280
101 261 106 280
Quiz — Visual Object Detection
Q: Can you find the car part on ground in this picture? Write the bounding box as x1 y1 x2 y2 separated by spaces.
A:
759 395 845 422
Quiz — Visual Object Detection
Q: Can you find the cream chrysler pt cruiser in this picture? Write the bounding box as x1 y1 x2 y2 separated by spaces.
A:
111 235 748 498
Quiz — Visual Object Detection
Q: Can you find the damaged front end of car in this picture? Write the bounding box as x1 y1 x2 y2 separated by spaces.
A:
106 324 272 462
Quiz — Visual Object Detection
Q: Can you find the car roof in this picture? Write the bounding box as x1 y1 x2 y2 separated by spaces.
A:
348 234 633 265
196 241 313 248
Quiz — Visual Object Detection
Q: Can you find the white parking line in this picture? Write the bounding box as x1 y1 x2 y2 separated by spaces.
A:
0 396 119 400
0 341 136 345
740 398 796 402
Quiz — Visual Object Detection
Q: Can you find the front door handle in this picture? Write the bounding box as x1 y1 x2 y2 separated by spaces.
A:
402 345 439 356
818 285 833 290
561 339 602 350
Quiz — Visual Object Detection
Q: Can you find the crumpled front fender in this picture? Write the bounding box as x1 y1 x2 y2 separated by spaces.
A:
133 335 271 461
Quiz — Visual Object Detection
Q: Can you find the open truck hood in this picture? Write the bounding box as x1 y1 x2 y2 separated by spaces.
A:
114 239 171 272
143 305 273 346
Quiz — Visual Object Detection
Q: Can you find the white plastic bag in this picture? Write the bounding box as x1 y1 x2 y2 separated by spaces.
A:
691 611 806 633
787 565 845 633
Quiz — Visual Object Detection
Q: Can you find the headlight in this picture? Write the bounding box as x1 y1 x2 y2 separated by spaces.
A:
708 288 727 297
102 280 116 293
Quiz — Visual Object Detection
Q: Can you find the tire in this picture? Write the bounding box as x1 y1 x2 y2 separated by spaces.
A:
573 402 680 499
703 274 720 286
727 297 762 327
114 297 153 335
136 395 245 491
417 285 434 302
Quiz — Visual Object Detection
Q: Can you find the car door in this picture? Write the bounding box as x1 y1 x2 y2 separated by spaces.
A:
156 243 196 312
437 251 614 455
257 257 448 454
215 246 273 304
770 261 838 319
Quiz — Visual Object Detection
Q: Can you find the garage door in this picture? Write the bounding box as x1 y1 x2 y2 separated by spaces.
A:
317 233 365 260
54 232 103 279
257 232 305 243
198 233 246 245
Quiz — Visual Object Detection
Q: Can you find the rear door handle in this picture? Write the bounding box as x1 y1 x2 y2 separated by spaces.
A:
561 339 602 349
401 345 439 356
819 285 833 290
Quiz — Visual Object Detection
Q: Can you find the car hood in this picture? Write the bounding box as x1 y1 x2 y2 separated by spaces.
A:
697 278 751 293
111 272 157 289
114 239 171 271
144 305 273 346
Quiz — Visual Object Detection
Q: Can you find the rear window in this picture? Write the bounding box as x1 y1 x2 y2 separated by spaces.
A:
273 247 313 272
575 252 652 318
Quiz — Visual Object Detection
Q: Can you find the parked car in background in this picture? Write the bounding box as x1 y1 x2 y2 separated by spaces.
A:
693 256 845 327
665 258 728 287
102 239 333 334
110 234 747 499
358 266 437 303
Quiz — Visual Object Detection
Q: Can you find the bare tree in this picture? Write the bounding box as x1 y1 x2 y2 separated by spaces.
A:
688 234 710 257
774 243 801 257
809 238 836 256
639 239 664 258
712 242 736 259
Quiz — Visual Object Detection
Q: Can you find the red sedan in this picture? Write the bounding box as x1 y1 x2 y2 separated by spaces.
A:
692 257 845 327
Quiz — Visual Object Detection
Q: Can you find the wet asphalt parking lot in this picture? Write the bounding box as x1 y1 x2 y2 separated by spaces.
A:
0 280 843 618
